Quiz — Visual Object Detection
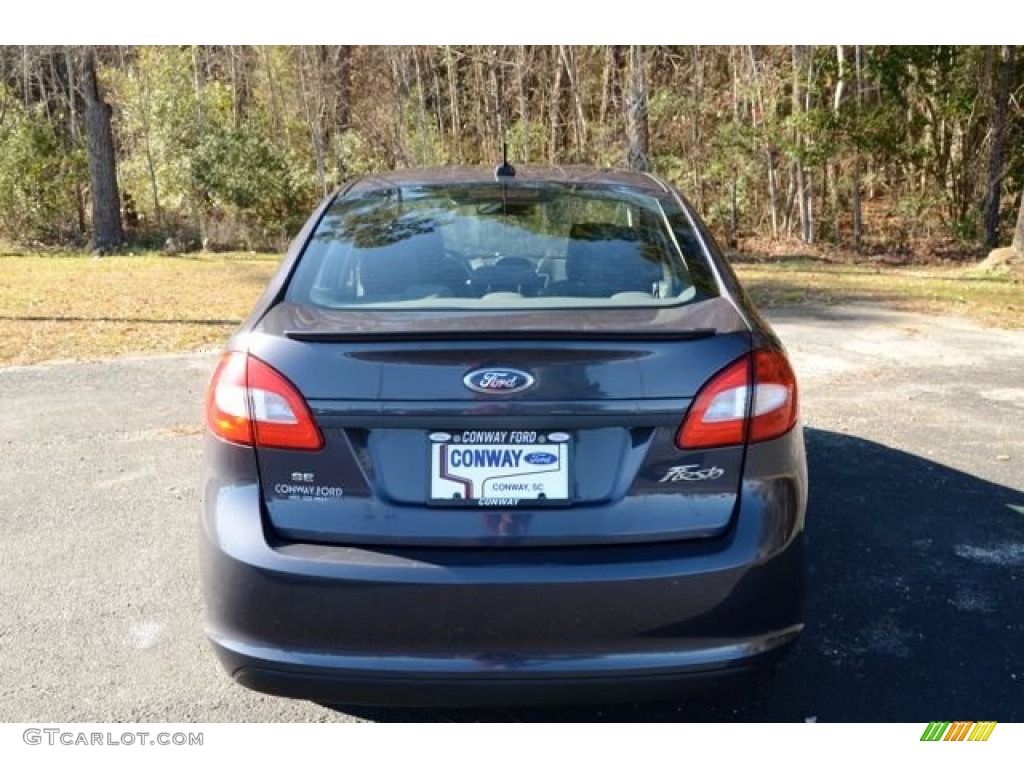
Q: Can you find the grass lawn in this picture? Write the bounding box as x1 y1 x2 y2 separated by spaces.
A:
733 259 1022 328
0 251 1020 366
0 252 280 366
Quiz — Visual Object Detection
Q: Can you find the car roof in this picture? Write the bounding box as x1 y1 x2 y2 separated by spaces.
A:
344 165 672 197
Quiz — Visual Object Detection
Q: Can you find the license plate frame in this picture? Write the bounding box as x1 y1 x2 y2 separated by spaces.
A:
428 430 571 507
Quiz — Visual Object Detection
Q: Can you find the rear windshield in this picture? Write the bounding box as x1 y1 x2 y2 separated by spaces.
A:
286 183 719 310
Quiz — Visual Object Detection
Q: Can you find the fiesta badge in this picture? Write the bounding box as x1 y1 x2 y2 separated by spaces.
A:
463 368 535 395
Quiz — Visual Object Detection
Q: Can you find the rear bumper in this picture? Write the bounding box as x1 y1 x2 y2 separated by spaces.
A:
220 630 799 707
200 430 807 707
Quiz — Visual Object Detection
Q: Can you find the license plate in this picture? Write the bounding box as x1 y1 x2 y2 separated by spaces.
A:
429 430 570 507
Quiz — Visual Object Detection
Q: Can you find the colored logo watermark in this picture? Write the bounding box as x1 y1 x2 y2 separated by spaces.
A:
921 721 997 742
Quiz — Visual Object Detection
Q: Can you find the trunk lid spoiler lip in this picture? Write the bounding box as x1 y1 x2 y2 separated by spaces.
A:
283 329 717 343
259 296 748 340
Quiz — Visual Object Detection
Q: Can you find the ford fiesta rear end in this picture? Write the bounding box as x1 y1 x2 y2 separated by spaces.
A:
199 166 807 707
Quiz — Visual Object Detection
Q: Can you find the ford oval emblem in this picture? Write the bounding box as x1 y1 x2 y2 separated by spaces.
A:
524 451 557 465
463 368 535 395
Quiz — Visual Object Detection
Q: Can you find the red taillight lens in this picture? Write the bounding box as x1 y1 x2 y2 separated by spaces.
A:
748 349 799 443
205 352 252 445
205 352 323 451
675 349 798 450
676 356 750 449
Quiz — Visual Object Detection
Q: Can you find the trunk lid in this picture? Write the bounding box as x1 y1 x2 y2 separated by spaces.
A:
247 297 752 547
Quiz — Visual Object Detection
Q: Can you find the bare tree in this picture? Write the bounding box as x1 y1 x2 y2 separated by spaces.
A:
334 45 352 134
1014 190 1024 253
444 47 461 163
747 46 779 239
63 46 86 235
791 45 813 244
515 46 530 162
984 45 1014 248
597 46 616 127
852 45 864 251
559 46 587 161
547 47 564 164
80 47 123 252
625 45 650 172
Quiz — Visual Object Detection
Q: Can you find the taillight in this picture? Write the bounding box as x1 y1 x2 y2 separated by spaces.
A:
676 349 797 450
205 351 323 451
676 356 750 449
205 352 252 445
748 349 799 443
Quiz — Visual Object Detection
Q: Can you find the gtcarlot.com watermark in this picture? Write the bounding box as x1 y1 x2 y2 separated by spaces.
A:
23 728 203 747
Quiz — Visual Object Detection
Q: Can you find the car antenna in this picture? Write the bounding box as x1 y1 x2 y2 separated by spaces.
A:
495 142 516 180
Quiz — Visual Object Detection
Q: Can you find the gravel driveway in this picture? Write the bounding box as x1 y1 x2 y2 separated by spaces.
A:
1 303 1021 722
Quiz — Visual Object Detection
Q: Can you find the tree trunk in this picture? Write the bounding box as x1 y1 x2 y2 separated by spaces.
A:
747 46 778 238
80 47 123 253
852 45 863 251
193 46 210 243
131 51 162 232
625 45 651 172
1014 190 1024 253
192 46 205 129
767 150 779 239
430 51 444 145
444 47 461 163
547 47 564 164
297 47 327 197
829 45 845 240
22 46 30 108
335 46 352 133
413 48 430 165
984 45 1014 248
729 173 738 248
515 46 529 162
559 46 586 161
598 45 615 127
784 165 797 237
487 47 505 156
64 46 87 236
229 45 242 127
691 46 704 213
791 46 813 244
470 51 490 161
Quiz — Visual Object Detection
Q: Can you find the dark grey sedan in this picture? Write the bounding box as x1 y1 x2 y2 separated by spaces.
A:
200 164 806 707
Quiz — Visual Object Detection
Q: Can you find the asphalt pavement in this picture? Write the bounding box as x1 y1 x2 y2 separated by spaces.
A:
0 303 1021 722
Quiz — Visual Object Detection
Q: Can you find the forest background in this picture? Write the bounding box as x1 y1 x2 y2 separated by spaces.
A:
1 45 1022 261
